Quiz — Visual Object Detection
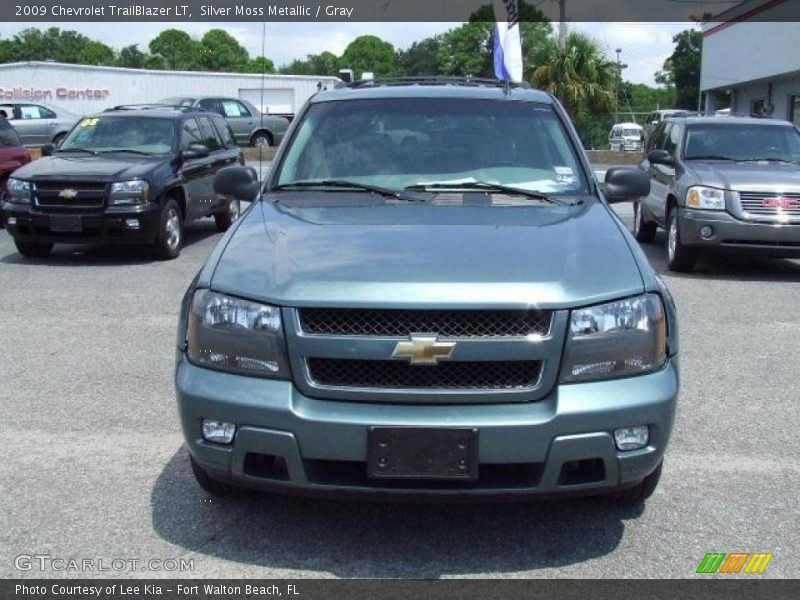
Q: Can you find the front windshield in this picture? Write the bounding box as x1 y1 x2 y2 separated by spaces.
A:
684 123 800 161
623 128 641 137
276 98 588 196
60 117 175 155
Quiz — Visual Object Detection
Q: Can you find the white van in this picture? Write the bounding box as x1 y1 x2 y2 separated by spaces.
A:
608 122 644 152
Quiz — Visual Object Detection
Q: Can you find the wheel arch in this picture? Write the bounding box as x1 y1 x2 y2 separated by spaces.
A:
165 185 188 219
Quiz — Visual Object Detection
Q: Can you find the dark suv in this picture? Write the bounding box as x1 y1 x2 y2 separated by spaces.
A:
636 114 800 271
2 107 244 260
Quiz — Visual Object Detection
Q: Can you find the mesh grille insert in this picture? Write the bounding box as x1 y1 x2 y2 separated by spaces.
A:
307 358 541 390
299 308 551 338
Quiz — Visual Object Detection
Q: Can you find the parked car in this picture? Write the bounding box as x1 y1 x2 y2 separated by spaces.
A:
159 96 289 148
643 109 688 140
635 114 800 271
176 78 677 505
1 107 244 259
0 102 78 147
0 116 32 228
608 122 644 152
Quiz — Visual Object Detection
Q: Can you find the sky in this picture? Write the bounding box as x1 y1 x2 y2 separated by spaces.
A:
0 21 691 86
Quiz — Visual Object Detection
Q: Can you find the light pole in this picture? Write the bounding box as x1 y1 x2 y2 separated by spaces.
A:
615 48 622 124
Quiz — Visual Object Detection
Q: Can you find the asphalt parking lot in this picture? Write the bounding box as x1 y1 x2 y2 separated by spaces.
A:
1 198 799 579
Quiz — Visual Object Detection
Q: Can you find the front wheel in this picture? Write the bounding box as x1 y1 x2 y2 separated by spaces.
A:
152 199 183 261
15 239 53 258
666 209 698 272
250 131 272 148
633 201 657 243
214 197 241 232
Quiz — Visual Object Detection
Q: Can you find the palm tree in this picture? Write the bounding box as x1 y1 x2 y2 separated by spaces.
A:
531 32 616 115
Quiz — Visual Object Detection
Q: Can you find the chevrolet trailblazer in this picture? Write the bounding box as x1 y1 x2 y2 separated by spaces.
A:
175 78 679 504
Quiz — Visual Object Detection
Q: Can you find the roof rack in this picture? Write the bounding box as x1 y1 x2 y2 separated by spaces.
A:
104 104 199 112
667 110 770 119
334 76 531 90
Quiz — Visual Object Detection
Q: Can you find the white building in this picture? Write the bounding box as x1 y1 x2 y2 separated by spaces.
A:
0 61 339 116
701 0 800 123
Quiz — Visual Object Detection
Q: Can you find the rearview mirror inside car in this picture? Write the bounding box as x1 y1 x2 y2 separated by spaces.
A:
214 166 260 201
647 149 675 167
602 167 651 203
182 143 210 160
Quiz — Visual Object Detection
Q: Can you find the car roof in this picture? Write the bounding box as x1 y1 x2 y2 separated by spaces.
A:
667 114 793 127
310 83 553 104
89 107 214 119
613 122 642 129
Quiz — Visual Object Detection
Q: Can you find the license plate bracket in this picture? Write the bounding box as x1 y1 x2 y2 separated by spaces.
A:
367 427 478 480
50 215 82 233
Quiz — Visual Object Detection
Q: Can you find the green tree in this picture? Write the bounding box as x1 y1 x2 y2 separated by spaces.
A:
79 40 114 66
656 28 702 110
245 56 276 74
397 37 443 76
340 35 398 78
149 29 199 70
531 31 615 115
198 29 249 72
116 44 147 69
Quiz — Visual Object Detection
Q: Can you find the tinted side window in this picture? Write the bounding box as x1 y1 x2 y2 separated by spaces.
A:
197 116 222 151
180 118 204 150
211 116 236 147
648 123 668 152
197 98 222 115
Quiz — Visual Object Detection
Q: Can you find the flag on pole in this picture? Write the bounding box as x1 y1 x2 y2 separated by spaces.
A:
493 0 523 82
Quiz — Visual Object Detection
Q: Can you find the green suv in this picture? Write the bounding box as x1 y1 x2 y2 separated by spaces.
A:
176 78 679 504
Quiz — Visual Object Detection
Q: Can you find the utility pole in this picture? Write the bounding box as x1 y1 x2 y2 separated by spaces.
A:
558 0 567 50
615 48 622 124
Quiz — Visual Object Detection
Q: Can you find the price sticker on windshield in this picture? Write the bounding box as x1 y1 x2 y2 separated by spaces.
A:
79 118 99 127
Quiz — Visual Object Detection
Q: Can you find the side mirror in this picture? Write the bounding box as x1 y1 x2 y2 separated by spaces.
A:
214 166 260 201
182 143 209 160
602 167 650 203
41 143 55 157
647 149 675 167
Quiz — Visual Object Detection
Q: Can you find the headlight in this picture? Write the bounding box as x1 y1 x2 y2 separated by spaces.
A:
6 178 31 204
186 289 290 379
686 186 725 211
109 179 149 205
560 294 667 383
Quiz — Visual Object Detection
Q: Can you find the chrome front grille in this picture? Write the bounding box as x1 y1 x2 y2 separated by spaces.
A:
298 308 552 338
738 191 800 222
34 182 107 209
307 358 542 390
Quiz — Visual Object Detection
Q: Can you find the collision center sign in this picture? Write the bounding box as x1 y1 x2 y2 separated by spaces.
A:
0 87 110 101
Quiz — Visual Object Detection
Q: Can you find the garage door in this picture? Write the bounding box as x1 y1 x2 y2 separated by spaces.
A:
239 88 294 115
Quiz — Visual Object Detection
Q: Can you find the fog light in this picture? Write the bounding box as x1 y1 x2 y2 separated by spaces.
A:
201 420 236 444
614 426 649 451
700 225 713 239
125 218 140 230
7 217 16 225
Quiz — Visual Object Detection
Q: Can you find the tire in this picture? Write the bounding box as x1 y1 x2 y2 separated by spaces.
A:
214 197 241 232
15 239 53 258
632 201 657 243
666 208 698 272
190 455 239 495
606 461 662 505
250 131 272 148
152 199 183 261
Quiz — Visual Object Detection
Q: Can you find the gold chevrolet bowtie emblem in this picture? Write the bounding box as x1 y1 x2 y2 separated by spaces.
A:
391 334 455 365
58 188 78 199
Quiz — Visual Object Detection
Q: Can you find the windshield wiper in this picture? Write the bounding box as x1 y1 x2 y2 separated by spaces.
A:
97 149 155 156
271 179 422 201
404 181 580 206
55 148 99 155
685 155 736 161
738 157 800 165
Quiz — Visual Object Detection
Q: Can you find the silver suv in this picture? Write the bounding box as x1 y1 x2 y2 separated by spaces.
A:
637 114 800 271
0 102 78 147
161 96 289 148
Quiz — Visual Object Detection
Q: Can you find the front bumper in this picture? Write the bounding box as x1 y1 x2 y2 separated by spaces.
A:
1 201 161 244
680 208 800 257
176 355 679 499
